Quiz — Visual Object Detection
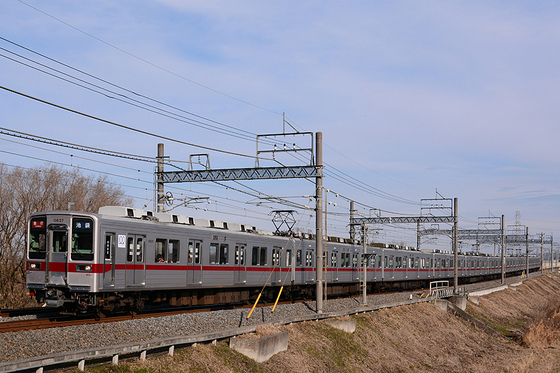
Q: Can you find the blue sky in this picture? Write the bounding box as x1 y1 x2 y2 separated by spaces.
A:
1 1 560 251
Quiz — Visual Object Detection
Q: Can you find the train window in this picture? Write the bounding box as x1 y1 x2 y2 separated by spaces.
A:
29 217 47 259
155 239 167 262
420 258 425 268
127 237 134 262
219 244 229 265
105 233 115 260
415 258 419 268
210 243 219 264
378 255 382 269
286 249 292 267
188 240 201 264
136 238 143 262
71 218 94 260
330 252 337 267
441 259 445 269
306 251 313 267
450 260 454 268
235 244 245 265
342 253 349 267
168 240 179 263
272 247 281 267
389 256 394 268
251 247 267 266
352 254 358 268
384 256 388 269
395 257 401 269
52 230 68 253
296 250 302 266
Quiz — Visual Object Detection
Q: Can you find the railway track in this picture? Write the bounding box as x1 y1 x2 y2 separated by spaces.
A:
0 275 508 334
0 306 61 318
0 290 411 334
0 300 285 334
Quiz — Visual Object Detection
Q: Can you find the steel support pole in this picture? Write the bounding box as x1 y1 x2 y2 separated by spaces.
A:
315 132 323 313
525 227 529 276
550 235 554 272
157 143 165 213
324 189 328 302
541 232 544 275
501 215 505 284
417 220 421 250
452 198 458 294
363 224 367 305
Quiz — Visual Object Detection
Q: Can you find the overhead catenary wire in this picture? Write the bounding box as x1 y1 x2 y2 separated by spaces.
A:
0 85 267 160
0 48 258 143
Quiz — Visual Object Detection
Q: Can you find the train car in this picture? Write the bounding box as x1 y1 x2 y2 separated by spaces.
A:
26 206 541 314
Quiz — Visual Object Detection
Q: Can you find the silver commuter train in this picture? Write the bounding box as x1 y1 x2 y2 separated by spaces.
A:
26 206 540 313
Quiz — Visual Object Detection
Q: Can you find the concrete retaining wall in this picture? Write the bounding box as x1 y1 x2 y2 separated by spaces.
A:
229 330 289 363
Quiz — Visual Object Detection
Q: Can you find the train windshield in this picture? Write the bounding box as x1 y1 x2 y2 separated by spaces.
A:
29 217 47 259
71 218 94 261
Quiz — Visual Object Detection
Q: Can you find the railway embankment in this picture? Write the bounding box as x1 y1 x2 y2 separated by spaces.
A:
2 272 560 372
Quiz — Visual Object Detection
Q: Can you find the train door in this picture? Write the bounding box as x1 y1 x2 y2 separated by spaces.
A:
234 243 247 284
286 248 295 283
352 253 360 281
126 235 145 287
272 247 281 283
330 250 339 282
305 250 314 282
188 239 203 285
47 224 68 286
103 233 115 288
370 253 377 281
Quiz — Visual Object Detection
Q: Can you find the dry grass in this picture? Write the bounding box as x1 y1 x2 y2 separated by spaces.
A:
67 273 560 373
522 299 560 348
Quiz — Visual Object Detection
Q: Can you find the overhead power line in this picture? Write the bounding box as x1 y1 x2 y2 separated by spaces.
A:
0 85 262 160
0 127 154 163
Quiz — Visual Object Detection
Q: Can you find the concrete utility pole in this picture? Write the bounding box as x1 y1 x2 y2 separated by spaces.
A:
315 132 323 313
541 232 544 275
453 198 458 294
362 224 368 305
157 143 165 213
526 227 529 276
551 235 554 272
324 188 328 302
417 221 421 250
501 215 505 284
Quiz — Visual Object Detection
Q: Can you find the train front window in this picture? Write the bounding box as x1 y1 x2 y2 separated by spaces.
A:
29 218 47 259
52 230 68 253
71 218 94 261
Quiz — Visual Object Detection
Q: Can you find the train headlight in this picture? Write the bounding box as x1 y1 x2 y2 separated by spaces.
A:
29 263 41 270
76 264 93 272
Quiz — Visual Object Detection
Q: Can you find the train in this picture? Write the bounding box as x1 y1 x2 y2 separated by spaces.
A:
26 206 541 314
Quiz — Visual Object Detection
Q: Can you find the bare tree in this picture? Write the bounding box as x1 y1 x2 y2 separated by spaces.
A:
0 163 132 308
